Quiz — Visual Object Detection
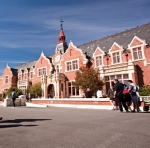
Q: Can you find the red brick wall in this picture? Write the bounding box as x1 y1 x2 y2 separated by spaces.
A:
60 42 87 81
34 53 51 84
0 66 17 93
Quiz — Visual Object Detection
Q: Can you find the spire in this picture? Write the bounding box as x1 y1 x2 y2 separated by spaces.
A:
58 19 66 44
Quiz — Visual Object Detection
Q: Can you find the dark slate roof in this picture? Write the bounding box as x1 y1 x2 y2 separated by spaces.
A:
15 60 37 70
78 22 150 57
11 68 18 76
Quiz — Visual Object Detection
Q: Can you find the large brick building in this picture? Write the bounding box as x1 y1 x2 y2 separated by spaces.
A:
0 22 150 98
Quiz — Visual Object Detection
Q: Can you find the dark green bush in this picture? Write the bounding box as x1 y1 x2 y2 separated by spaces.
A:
139 85 150 96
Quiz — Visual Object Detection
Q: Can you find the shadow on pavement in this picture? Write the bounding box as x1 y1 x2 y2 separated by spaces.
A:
0 124 37 128
0 119 52 124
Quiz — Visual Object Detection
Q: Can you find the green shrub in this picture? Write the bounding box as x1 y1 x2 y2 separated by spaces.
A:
30 82 42 98
6 87 22 98
139 85 150 96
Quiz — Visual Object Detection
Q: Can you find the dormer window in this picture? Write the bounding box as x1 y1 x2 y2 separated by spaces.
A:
96 56 102 67
133 47 142 60
112 52 120 64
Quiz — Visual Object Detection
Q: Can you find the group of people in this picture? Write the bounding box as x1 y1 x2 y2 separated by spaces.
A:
81 88 103 98
108 79 140 113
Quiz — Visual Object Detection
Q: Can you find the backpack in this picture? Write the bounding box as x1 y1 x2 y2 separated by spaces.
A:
130 85 136 96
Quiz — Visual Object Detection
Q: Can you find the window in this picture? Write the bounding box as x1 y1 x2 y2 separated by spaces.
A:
67 62 72 71
42 68 46 75
56 65 59 73
112 52 120 64
24 74 27 80
66 60 79 71
38 68 46 76
96 56 102 67
133 47 143 60
67 82 79 96
105 74 129 92
72 60 78 70
30 72 33 79
5 76 8 84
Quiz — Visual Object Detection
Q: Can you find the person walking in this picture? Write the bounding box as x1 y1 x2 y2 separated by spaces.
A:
108 85 117 110
11 89 17 108
113 79 128 113
128 80 139 112
96 88 103 98
123 84 132 112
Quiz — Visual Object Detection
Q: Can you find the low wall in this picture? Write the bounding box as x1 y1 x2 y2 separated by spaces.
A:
3 96 26 107
31 97 146 107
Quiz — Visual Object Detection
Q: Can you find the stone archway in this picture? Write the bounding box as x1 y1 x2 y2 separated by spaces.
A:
47 84 55 98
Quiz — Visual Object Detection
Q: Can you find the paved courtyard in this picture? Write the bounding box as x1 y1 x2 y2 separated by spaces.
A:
0 106 150 148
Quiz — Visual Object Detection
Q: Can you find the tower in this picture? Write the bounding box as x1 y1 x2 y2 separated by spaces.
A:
56 19 68 54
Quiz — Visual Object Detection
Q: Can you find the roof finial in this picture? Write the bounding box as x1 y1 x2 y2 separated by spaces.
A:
60 19 63 29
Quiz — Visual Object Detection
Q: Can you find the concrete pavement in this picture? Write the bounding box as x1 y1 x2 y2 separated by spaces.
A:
0 106 150 148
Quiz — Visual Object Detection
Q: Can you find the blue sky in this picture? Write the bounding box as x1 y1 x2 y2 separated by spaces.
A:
0 0 150 75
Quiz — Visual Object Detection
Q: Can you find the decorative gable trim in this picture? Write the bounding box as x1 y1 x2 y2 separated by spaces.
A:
62 41 88 64
35 51 51 68
128 36 147 48
109 42 123 53
93 47 104 57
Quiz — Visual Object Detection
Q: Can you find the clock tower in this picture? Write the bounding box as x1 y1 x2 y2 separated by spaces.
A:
56 19 68 54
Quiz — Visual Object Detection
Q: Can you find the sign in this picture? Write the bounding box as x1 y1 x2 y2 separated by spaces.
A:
104 67 128 73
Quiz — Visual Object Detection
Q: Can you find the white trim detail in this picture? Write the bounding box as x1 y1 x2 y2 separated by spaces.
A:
93 47 104 68
128 36 147 65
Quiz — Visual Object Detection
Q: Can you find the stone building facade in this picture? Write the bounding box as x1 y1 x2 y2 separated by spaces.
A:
0 22 150 98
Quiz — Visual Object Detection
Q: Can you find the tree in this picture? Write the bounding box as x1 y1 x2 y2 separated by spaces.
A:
6 86 22 98
74 67 104 95
30 82 42 98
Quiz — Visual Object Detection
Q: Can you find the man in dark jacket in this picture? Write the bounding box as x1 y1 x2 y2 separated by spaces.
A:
114 79 128 112
11 89 17 107
85 88 92 98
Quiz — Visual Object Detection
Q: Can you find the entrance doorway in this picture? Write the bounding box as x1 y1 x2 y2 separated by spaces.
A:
47 84 55 98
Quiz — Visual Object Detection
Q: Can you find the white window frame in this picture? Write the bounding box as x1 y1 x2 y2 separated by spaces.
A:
95 55 103 68
130 45 145 62
128 36 146 62
65 59 79 72
111 51 122 64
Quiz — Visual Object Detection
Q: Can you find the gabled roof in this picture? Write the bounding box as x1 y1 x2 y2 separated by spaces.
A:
78 22 150 57
15 60 37 70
